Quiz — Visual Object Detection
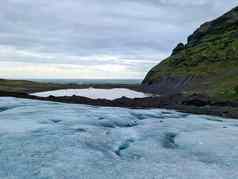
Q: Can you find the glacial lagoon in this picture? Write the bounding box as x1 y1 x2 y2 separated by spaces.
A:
32 88 151 100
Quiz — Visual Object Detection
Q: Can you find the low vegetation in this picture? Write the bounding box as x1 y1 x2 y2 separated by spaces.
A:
0 79 65 93
235 86 238 95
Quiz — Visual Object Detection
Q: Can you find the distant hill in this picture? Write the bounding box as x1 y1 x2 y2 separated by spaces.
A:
143 6 238 100
0 79 66 93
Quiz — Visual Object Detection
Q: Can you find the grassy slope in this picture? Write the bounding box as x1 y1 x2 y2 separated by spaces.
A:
144 7 238 100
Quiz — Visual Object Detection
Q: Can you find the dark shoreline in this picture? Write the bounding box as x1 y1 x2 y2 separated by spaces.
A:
1 90 238 119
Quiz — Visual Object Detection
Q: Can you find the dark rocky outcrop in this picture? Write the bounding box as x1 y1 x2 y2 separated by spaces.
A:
142 75 199 94
171 43 185 55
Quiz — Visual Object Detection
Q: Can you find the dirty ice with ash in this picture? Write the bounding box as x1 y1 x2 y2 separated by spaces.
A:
0 97 238 179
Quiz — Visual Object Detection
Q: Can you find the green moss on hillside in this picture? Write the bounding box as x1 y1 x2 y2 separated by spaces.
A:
143 6 238 100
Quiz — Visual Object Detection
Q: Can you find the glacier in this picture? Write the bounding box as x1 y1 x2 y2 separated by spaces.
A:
0 97 237 179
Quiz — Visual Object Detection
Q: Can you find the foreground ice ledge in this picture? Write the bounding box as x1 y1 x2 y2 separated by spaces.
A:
0 97 238 179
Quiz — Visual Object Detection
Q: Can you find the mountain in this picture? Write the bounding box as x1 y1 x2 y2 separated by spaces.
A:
143 6 238 100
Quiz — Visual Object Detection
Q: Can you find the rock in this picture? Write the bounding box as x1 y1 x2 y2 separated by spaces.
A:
182 94 211 107
172 43 185 55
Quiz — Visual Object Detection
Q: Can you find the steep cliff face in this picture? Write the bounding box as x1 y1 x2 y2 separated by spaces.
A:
143 6 238 99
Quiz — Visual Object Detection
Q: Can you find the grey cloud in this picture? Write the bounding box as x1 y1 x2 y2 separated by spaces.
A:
0 0 237 78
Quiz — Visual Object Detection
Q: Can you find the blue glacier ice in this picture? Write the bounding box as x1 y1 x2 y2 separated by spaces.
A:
0 97 238 179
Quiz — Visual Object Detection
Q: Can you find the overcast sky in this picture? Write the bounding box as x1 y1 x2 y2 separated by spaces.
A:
0 0 237 79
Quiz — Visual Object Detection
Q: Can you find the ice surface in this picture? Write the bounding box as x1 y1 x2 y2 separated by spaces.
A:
0 97 238 179
32 88 150 100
